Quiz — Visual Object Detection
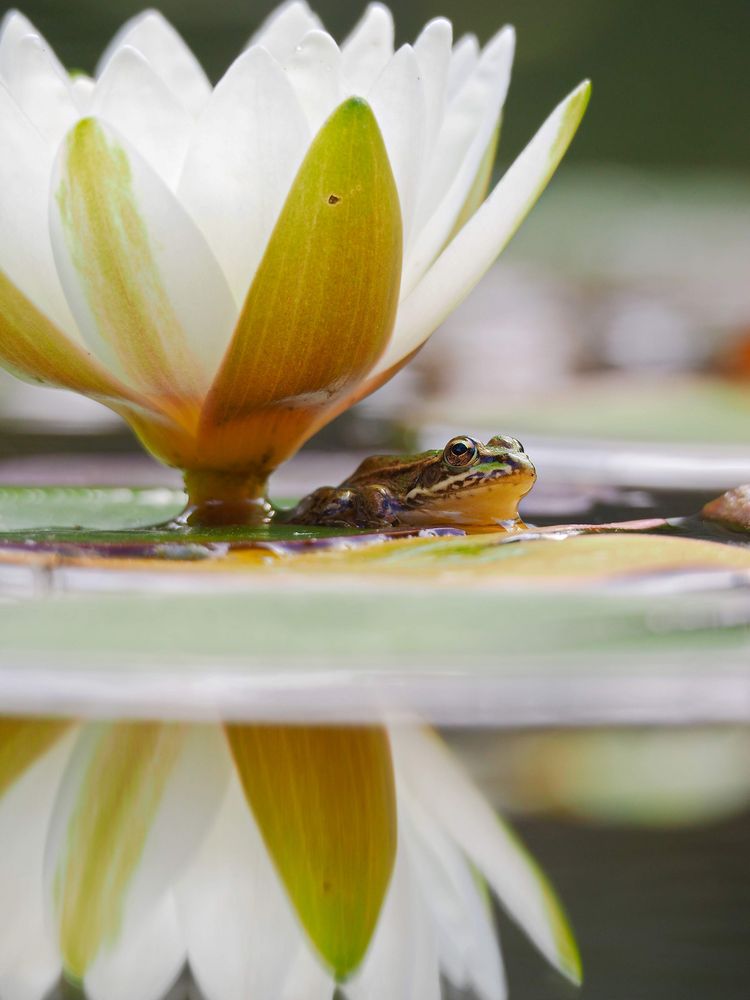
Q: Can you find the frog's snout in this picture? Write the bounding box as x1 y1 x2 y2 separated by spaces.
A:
507 450 536 481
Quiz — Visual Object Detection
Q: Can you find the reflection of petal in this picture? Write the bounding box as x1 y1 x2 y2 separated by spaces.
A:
376 81 591 376
0 734 74 1000
85 893 184 1000
227 725 397 980
341 4 394 94
200 97 401 473
178 46 310 305
45 723 228 983
346 833 440 1000
51 118 237 398
280 946 334 1000
96 11 210 116
391 726 581 984
177 773 311 1000
404 799 505 1000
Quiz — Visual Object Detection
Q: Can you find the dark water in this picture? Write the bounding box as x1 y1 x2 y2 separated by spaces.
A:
498 811 750 1000
522 484 720 527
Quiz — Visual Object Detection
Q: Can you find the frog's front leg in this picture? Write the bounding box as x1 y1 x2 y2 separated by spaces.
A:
287 485 399 529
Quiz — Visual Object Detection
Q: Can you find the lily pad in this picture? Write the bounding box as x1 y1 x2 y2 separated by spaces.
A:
0 487 748 591
0 485 354 543
0 484 746 725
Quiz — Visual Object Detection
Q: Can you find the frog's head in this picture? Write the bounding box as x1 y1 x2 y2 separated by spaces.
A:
401 434 536 527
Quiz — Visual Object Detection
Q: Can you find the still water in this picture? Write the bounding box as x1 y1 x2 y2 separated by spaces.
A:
456 728 750 1000
30 724 750 1000
502 807 750 1000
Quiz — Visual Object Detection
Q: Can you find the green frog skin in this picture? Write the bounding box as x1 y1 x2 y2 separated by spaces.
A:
285 435 536 529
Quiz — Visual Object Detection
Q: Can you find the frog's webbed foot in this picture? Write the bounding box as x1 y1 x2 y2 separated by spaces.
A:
287 485 398 529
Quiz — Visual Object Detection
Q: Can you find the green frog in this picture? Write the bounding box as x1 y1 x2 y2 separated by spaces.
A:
285 435 536 529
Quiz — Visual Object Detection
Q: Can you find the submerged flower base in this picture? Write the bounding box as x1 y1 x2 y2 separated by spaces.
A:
180 469 274 527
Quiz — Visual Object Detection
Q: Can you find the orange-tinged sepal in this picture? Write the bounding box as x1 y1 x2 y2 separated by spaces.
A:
198 97 402 478
226 724 397 980
0 717 71 798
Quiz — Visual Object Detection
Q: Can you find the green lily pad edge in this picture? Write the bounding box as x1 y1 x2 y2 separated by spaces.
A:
0 485 355 544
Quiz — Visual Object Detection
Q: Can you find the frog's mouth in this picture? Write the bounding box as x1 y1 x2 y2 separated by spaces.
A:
400 459 536 528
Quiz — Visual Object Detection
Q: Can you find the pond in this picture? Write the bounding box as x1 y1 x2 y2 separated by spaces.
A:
8 450 740 976
35 726 750 1000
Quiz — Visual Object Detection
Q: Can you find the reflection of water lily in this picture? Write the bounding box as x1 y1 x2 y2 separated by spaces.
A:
0 720 579 998
0 4 588 521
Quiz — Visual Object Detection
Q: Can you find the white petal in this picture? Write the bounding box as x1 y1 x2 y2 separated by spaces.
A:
341 3 394 94
2 33 77 146
280 949 334 1000
51 118 238 394
0 734 75 1000
0 10 33 60
406 26 515 289
345 834 440 1000
45 724 229 981
250 1 323 62
446 33 479 98
177 773 313 1000
367 45 426 241
391 727 582 984
178 46 310 306
0 84 79 339
403 796 505 1000
85 893 185 1000
0 10 59 81
283 29 343 137
70 73 95 112
92 45 192 188
413 18 453 165
377 81 591 376
96 10 210 116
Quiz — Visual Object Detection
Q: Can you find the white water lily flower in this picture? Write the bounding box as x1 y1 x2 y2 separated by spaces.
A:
0 720 579 1000
0 2 589 522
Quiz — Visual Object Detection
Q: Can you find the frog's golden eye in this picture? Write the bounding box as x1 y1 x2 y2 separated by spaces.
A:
443 436 479 469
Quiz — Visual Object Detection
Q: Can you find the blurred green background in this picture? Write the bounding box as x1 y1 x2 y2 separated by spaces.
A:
11 0 750 171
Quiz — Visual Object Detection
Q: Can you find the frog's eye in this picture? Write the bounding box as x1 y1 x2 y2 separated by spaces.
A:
444 436 479 469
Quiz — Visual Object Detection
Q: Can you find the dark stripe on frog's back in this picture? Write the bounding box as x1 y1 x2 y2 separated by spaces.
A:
342 451 442 492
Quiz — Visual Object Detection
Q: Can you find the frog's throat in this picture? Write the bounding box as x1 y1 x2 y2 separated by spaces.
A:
398 472 535 528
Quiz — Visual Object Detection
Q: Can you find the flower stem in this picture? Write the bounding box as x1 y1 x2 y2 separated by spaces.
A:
180 469 273 527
